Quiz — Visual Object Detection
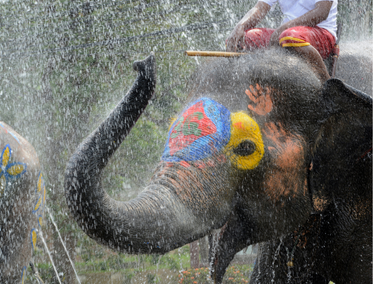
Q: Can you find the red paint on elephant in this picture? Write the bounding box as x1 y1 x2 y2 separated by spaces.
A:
233 122 245 131
245 83 273 116
195 161 206 169
168 101 217 155
263 122 307 202
180 161 191 168
264 122 303 169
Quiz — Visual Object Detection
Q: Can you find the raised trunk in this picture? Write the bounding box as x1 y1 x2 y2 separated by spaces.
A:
64 54 233 254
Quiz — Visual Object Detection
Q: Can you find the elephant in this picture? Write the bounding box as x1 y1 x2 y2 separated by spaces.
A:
210 42 373 284
64 48 372 283
0 122 46 283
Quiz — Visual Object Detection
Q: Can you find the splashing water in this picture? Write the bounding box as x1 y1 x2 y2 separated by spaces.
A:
0 0 371 282
46 206 82 284
38 229 62 284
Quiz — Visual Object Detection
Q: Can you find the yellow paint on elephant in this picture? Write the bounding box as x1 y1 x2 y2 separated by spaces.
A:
37 173 43 193
31 229 37 250
39 215 43 227
7 164 25 176
33 196 42 213
2 146 10 167
0 145 27 183
168 117 177 131
21 266 26 284
225 112 264 170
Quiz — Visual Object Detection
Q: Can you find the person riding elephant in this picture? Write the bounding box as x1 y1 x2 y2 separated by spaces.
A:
0 122 46 284
64 49 371 283
226 0 338 83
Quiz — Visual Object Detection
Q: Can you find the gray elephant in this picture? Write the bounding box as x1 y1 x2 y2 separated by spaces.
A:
0 122 46 283
210 42 373 283
64 48 372 283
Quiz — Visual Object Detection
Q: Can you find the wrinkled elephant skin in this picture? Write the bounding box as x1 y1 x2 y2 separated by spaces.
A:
65 49 372 283
0 122 46 283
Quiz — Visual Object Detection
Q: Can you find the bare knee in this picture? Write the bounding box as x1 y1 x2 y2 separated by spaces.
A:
284 45 330 82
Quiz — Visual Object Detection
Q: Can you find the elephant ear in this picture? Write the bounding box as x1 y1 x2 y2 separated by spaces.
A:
310 78 372 213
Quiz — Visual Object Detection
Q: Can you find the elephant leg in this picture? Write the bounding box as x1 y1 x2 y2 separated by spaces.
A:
210 201 254 284
252 246 328 284
285 45 330 83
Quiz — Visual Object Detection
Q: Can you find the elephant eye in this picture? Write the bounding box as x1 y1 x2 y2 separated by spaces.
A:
233 140 256 156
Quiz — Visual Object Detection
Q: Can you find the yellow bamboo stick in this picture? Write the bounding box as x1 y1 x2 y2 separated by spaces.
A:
185 50 246 57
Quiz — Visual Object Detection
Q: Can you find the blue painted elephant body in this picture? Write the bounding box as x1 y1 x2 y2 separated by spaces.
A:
0 122 45 283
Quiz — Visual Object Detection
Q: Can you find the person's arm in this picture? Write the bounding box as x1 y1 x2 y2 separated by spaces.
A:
226 1 271 52
269 1 333 46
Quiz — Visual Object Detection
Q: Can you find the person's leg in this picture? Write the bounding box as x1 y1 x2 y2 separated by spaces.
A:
288 45 331 82
243 28 275 51
278 26 336 83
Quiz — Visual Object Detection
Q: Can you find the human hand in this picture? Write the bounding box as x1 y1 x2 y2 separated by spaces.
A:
226 24 246 52
245 83 273 116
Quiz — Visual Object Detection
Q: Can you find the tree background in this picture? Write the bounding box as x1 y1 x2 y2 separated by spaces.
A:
0 0 371 282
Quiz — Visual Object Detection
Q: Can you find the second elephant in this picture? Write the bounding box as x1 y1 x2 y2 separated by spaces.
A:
0 122 46 284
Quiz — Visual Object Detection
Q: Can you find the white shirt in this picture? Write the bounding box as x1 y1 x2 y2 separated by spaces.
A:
259 0 338 39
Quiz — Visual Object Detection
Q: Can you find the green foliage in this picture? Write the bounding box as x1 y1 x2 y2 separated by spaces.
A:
32 263 58 284
68 244 191 283
146 273 158 283
160 255 180 271
75 236 191 273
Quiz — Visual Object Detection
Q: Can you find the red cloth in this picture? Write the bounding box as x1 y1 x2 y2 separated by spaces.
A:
244 26 336 59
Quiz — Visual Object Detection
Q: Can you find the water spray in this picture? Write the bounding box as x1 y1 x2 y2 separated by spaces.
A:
46 206 82 284
38 230 62 284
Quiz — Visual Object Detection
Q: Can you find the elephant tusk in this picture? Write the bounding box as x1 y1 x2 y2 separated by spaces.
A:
185 50 246 57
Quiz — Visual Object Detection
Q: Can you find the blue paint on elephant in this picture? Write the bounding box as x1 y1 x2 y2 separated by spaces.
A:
21 266 27 283
0 123 21 144
162 98 231 162
0 144 27 192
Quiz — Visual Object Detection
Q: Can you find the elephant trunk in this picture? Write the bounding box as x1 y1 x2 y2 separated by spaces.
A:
64 54 233 254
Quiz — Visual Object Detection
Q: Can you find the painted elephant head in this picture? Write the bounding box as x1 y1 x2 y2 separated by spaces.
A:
209 46 373 283
64 49 372 282
0 122 46 283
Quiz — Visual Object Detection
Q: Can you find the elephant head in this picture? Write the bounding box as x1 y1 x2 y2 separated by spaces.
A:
0 122 46 283
209 47 372 283
64 49 372 282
